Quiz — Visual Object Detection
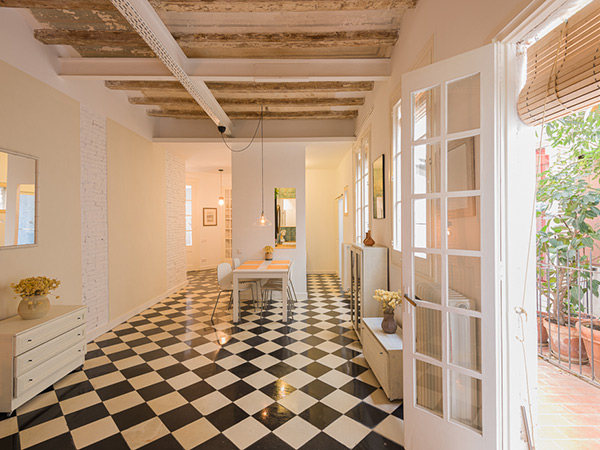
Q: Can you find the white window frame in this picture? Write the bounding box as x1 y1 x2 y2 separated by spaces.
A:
354 131 371 244
391 100 402 265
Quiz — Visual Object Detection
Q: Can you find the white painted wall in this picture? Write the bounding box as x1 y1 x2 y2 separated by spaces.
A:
186 171 232 270
0 60 81 320
232 143 307 297
306 169 337 274
0 8 155 140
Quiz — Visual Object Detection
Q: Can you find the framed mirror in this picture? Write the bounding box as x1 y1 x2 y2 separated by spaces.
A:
0 148 37 249
373 154 385 219
274 188 296 249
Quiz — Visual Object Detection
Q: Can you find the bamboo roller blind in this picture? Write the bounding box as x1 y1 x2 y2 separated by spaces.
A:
518 0 600 126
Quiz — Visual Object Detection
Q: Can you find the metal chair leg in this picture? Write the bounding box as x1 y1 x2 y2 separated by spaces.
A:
211 290 225 322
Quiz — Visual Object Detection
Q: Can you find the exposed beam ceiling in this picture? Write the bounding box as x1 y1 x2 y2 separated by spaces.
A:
147 109 358 120
106 0 233 131
107 80 370 120
0 0 418 123
149 1 417 13
105 80 375 92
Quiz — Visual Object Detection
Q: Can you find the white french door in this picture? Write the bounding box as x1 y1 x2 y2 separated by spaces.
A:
401 44 500 449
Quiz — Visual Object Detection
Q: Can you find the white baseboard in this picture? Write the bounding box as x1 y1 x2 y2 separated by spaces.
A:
86 280 188 342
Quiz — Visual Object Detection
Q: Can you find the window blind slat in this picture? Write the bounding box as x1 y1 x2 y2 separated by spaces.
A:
518 0 600 126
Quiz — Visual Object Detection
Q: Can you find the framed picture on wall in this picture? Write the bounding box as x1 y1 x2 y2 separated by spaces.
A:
203 208 217 226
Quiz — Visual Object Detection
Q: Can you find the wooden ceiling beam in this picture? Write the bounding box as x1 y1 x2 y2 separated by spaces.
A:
129 96 365 107
106 80 375 93
33 29 397 50
149 0 417 13
176 31 397 49
147 109 359 120
34 29 146 47
0 0 114 9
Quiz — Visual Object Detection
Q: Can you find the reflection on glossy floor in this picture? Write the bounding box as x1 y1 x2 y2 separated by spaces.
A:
0 271 404 449
538 359 600 449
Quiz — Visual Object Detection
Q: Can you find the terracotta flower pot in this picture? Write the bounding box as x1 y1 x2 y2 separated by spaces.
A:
542 317 588 364
538 312 548 345
579 320 600 379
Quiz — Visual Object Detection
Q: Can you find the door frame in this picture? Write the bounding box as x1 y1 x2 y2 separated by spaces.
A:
492 1 588 447
401 43 501 449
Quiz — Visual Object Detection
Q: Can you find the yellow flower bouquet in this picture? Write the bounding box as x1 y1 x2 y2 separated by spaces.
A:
374 289 402 314
263 245 274 253
11 276 60 320
12 276 61 299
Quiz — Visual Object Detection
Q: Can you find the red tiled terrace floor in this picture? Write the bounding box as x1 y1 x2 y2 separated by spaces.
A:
538 358 600 449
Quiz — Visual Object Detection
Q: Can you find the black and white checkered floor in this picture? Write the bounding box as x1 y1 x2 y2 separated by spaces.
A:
0 271 404 450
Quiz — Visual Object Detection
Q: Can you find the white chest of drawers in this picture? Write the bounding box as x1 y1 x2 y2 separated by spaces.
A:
362 317 403 401
0 305 87 415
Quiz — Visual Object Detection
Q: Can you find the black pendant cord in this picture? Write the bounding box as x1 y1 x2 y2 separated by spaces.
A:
219 112 262 153
260 105 265 215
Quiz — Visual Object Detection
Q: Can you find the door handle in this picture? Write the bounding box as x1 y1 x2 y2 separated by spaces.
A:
403 294 417 307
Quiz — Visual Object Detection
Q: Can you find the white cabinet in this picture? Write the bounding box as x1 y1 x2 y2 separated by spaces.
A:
348 243 388 340
0 305 87 415
362 318 403 401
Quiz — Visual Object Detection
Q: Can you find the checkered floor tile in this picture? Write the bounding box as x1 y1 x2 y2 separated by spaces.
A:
0 271 404 449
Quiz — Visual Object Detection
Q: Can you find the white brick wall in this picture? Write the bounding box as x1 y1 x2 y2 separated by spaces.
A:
166 151 186 289
80 105 109 333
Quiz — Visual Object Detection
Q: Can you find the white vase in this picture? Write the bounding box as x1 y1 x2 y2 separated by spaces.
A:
18 295 50 320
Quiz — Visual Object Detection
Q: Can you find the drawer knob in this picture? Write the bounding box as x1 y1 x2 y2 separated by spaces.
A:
28 360 32 363
27 339 32 343
28 379 33 382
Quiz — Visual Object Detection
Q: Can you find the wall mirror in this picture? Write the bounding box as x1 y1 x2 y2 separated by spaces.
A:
275 188 296 249
0 149 37 248
373 154 385 219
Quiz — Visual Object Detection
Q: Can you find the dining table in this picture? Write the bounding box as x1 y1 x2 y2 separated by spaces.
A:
232 259 292 323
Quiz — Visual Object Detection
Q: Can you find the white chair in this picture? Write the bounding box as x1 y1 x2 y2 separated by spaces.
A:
211 262 254 322
260 260 297 320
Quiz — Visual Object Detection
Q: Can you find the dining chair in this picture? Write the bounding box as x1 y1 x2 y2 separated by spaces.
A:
211 262 254 322
260 260 296 320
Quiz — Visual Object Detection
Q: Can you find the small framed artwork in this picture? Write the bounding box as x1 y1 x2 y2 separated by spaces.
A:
203 208 217 226
372 155 385 219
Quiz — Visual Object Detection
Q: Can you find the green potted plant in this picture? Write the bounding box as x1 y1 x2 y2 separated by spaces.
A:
537 110 600 364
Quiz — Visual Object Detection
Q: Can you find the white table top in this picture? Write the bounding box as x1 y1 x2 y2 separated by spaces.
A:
233 259 291 274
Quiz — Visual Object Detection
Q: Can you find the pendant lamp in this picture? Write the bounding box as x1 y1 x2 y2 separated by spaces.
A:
218 106 272 227
252 107 272 227
218 168 225 206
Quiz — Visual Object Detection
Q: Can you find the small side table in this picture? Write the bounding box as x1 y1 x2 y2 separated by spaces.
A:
361 317 403 401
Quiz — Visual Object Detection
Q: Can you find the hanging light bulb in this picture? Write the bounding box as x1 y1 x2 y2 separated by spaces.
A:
218 168 225 206
252 106 272 227
218 106 271 227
